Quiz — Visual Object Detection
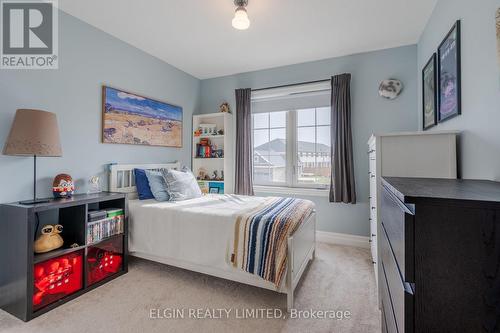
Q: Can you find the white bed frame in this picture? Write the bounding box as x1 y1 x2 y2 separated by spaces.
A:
109 162 316 310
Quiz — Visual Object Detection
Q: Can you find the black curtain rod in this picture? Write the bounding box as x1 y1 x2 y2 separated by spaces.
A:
251 79 331 92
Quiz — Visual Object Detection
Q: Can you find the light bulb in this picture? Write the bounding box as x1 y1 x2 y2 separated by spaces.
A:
232 7 250 30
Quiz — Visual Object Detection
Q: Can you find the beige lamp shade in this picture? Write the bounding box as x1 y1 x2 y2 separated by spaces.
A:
3 109 62 156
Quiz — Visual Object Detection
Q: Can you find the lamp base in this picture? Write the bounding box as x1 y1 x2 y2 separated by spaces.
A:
19 198 51 205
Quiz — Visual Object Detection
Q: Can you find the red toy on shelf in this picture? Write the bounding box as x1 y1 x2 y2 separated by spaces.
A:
33 252 83 311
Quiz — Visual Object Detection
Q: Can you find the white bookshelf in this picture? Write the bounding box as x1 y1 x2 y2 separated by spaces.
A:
192 112 233 194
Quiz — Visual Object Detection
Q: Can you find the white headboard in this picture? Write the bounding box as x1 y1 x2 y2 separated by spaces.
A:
108 161 181 198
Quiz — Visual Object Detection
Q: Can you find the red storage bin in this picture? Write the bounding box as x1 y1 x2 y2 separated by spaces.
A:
33 251 83 311
86 236 123 286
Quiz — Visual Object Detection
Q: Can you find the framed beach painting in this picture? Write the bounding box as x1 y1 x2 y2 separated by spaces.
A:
437 20 461 123
102 86 182 147
422 53 437 130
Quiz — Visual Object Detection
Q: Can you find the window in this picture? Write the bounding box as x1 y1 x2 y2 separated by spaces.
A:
253 111 287 185
251 81 331 190
296 107 331 187
252 107 331 189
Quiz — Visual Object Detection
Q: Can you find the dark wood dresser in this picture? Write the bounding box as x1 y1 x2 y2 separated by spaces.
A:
379 177 500 333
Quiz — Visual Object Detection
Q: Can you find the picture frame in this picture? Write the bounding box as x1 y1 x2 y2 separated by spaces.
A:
209 187 220 194
102 86 183 147
422 53 438 130
437 20 461 123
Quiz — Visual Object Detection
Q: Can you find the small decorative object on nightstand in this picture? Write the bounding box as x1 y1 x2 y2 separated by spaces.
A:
52 174 75 198
88 176 101 194
34 224 64 254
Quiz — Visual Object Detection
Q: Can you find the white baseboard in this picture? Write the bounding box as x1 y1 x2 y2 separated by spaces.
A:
316 231 370 249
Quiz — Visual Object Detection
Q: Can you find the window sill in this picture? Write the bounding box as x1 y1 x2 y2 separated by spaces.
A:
254 185 330 197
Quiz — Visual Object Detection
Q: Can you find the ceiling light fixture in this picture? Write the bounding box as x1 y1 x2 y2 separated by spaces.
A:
232 0 250 30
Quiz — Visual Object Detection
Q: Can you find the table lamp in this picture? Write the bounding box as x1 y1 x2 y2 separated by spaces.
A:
3 109 62 205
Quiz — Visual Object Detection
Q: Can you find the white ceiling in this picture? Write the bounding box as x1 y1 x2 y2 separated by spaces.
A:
58 0 437 79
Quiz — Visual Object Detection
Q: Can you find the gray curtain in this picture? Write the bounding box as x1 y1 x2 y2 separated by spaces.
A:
330 74 356 204
235 88 254 196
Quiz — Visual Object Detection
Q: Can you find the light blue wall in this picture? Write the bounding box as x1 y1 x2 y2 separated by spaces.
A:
199 45 418 236
0 11 200 203
417 0 500 181
0 10 421 237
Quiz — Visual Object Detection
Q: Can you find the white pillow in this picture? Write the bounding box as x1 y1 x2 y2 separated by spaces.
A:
161 168 202 201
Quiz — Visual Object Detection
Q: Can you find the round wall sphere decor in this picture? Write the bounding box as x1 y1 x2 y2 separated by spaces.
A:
378 79 404 100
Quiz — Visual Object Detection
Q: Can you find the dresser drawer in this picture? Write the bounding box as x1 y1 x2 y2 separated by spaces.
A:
381 185 414 282
369 158 377 175
381 225 414 333
380 262 398 333
382 306 388 333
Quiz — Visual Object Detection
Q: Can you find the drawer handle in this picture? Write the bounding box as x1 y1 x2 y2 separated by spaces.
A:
371 206 376 210
367 149 375 154
404 282 415 295
369 239 372 243
370 175 375 178
371 234 376 237
383 185 415 215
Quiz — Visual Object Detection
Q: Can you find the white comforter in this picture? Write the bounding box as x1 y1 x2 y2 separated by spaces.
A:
128 194 274 270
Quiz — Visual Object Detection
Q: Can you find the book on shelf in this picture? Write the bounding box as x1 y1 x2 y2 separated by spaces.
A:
88 210 107 222
106 208 124 218
86 209 124 245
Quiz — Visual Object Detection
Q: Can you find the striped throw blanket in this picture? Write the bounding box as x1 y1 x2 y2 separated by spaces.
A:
231 197 314 287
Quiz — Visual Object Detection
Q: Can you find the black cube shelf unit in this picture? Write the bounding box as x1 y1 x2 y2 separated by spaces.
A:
0 192 128 321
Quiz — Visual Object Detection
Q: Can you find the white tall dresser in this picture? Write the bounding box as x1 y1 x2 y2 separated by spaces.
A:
367 131 459 284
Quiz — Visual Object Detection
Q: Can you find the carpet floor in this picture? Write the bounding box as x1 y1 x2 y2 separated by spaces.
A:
0 243 380 333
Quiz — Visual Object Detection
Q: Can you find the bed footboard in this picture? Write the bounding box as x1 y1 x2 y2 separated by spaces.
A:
286 211 316 311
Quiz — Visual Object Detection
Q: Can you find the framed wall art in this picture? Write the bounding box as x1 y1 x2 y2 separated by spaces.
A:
422 53 438 130
437 20 461 123
102 86 183 147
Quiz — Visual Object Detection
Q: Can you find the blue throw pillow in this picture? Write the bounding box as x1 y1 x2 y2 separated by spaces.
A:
134 168 154 200
145 170 170 202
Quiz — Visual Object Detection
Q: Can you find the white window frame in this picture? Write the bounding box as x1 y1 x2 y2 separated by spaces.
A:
251 108 331 191
252 111 288 188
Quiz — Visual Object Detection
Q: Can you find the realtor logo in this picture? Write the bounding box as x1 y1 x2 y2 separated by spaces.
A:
1 0 58 69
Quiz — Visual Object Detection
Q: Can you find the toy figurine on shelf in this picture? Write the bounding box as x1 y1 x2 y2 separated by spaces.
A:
212 170 218 180
218 129 224 135
197 167 208 180
52 174 75 198
221 170 224 181
34 224 64 253
194 128 202 137
219 102 231 114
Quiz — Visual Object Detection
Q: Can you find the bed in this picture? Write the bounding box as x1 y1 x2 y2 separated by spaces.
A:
109 162 316 310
